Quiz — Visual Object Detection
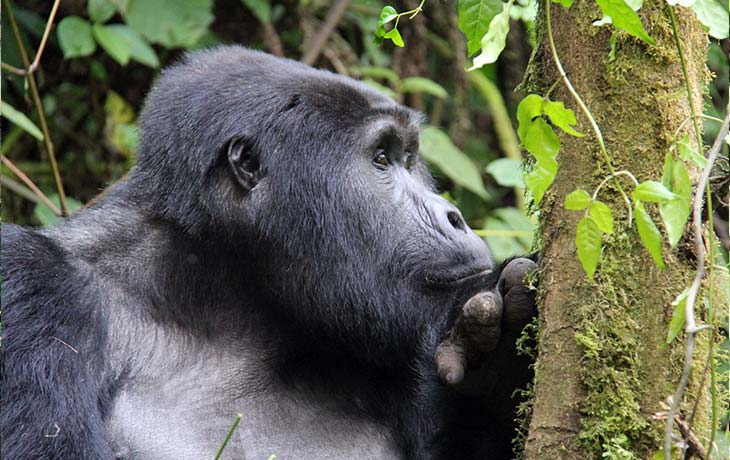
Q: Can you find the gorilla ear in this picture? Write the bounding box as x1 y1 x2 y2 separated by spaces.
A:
226 136 260 192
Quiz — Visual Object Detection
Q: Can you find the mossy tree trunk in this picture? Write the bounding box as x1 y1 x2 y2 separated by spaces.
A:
522 1 711 459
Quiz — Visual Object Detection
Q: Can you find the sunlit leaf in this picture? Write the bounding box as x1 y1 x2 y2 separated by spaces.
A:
1 102 43 141
468 1 513 70
565 189 592 210
420 126 490 200
659 153 692 247
57 16 97 59
516 94 544 142
691 0 729 39
590 201 614 234
635 202 665 268
595 0 655 45
576 216 602 278
458 0 503 56
524 118 561 162
676 134 706 168
384 27 404 47
553 0 574 7
486 158 524 188
543 100 584 137
632 180 679 202
375 6 398 44
666 287 689 344
524 156 558 205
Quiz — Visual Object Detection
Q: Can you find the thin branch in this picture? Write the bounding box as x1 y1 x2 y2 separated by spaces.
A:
663 113 730 460
4 0 68 214
0 175 43 205
301 0 350 66
261 22 284 57
1 154 62 216
2 0 61 76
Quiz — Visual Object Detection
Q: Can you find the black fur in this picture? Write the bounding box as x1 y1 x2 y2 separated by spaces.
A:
1 47 534 460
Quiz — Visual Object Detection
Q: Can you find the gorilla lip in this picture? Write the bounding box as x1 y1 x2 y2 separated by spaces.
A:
425 267 494 288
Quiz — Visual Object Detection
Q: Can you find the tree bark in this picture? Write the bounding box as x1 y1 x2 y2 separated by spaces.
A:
521 1 712 459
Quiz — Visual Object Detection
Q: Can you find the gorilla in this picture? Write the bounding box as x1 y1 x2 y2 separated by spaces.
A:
1 46 537 460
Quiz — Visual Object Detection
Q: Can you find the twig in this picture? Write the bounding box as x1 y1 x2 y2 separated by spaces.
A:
4 0 69 215
1 0 61 76
261 22 284 57
0 175 42 205
301 0 350 66
1 154 62 216
663 113 730 460
544 0 632 222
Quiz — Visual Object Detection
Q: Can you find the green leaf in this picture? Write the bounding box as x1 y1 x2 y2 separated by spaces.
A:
375 6 398 44
241 0 272 24
676 134 706 168
635 202 665 268
576 216 602 278
113 25 159 67
517 94 544 142
89 0 117 23
553 0 574 7
524 156 558 205
595 0 655 45
691 0 729 39
632 180 679 202
400 77 448 98
124 0 213 48
458 0 503 56
524 118 561 162
486 158 524 188
92 23 132 65
1 102 43 141
543 100 584 137
420 126 490 200
659 153 691 247
565 189 592 210
57 16 97 59
590 201 614 234
362 80 397 99
383 28 404 47
467 0 513 70
33 194 83 227
483 207 535 263
666 287 689 344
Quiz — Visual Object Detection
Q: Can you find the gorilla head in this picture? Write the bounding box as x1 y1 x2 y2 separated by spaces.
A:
129 47 494 356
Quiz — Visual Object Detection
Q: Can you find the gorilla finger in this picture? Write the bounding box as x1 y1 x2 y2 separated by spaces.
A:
460 291 503 328
498 258 538 294
502 285 537 331
435 340 466 385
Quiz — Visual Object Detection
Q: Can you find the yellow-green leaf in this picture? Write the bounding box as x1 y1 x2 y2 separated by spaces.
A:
458 0 503 56
467 0 513 70
635 202 665 268
590 201 614 234
576 216 602 278
516 94 543 142
565 189 592 210
666 287 689 344
595 0 655 45
543 100 584 137
632 180 679 203
1 103 43 141
659 153 691 247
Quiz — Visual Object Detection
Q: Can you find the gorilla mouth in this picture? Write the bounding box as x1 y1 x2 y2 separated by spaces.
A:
425 266 494 288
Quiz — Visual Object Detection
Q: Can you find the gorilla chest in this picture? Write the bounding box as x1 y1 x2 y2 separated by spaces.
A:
106 356 401 460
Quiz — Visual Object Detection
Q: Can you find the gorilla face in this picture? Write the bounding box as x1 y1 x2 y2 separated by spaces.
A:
133 48 494 352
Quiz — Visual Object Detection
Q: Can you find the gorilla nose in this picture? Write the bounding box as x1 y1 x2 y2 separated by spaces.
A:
433 200 468 235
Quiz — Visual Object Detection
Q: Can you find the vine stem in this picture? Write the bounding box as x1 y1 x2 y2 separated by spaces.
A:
4 0 69 215
664 6 722 460
544 0 632 221
591 170 639 222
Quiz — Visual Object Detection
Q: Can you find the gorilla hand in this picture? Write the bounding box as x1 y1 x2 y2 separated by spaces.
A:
435 257 538 396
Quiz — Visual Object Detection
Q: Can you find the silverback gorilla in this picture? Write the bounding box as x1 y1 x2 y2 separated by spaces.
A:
1 47 538 460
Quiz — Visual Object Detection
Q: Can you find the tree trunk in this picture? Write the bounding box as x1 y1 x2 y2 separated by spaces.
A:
521 1 712 459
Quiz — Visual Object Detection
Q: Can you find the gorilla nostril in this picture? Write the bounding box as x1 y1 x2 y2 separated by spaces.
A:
447 211 465 231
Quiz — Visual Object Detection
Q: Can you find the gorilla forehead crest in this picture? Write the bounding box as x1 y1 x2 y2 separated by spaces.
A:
137 45 421 159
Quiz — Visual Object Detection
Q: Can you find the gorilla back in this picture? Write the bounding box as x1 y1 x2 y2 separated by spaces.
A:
1 47 535 460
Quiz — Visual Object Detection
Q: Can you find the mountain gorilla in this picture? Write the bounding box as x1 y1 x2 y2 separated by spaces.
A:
1 47 537 460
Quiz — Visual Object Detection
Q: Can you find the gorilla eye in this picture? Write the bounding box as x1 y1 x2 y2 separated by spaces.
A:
404 154 416 170
373 150 390 168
